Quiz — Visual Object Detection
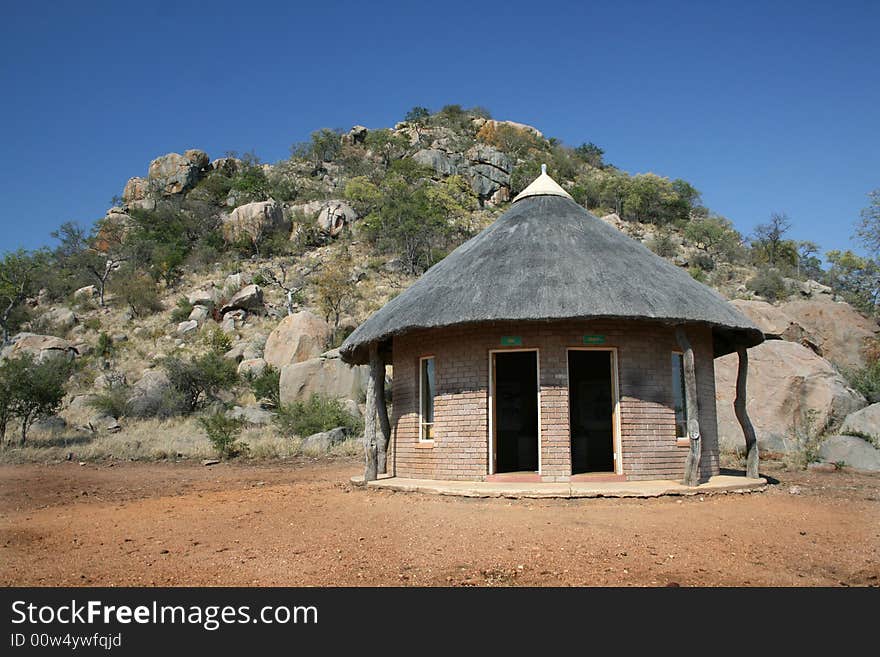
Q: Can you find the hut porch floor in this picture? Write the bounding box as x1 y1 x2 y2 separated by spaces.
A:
350 473 767 498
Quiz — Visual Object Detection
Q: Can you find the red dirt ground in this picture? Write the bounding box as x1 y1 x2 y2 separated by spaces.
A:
1 457 878 586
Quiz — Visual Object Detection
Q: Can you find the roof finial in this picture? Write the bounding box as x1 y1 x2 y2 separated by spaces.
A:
511 163 574 203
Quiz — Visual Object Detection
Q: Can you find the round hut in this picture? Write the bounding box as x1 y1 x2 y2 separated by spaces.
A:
340 167 764 485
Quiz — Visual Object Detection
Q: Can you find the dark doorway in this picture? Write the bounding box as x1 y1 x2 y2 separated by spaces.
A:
493 351 539 473
568 350 615 474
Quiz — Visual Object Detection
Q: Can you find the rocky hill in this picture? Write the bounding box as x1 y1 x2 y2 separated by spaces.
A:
2 105 878 471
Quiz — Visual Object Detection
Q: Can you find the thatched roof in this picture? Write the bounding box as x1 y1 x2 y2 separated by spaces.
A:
341 189 763 365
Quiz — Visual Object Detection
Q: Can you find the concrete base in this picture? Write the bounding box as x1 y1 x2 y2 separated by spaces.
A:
349 473 767 499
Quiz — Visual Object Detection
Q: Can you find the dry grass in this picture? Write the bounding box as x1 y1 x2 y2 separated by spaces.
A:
0 418 362 464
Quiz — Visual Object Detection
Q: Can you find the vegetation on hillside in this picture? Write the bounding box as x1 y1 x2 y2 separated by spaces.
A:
0 103 877 460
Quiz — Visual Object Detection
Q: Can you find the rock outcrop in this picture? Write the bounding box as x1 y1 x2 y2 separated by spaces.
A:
818 435 880 471
123 149 210 204
2 333 78 362
220 285 264 315
729 300 804 341
288 200 358 237
715 341 866 454
263 311 330 369
779 299 878 371
301 427 348 452
126 370 173 417
221 200 286 244
840 403 880 443
147 149 210 196
279 353 369 405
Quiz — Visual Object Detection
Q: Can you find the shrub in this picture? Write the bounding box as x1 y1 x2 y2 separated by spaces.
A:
110 273 163 317
162 352 238 413
275 394 362 438
646 233 678 258
203 325 232 355
170 297 194 322
784 409 823 469
0 353 72 443
198 411 247 459
96 332 115 359
747 268 788 301
843 360 880 403
88 380 130 419
246 365 280 408
691 251 716 272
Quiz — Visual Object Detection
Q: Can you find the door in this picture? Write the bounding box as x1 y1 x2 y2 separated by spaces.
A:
492 351 539 473
568 350 616 474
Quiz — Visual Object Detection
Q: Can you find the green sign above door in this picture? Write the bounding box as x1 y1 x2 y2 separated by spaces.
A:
583 335 606 345
500 336 522 346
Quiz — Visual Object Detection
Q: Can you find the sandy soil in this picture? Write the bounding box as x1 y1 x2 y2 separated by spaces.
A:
1 457 878 586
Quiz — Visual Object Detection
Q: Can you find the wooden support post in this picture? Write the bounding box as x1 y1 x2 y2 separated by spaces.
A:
675 326 702 487
363 343 379 482
735 346 760 479
372 347 391 474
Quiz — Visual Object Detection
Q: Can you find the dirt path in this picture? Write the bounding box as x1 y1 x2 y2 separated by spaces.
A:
1 458 878 586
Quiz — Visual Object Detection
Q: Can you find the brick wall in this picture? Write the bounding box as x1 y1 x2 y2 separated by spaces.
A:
389 320 720 482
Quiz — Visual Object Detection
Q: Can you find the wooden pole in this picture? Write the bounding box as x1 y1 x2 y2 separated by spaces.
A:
735 346 759 479
372 348 391 474
363 343 379 482
675 326 702 487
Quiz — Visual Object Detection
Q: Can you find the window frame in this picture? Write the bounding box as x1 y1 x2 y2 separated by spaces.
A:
671 351 690 445
418 355 436 443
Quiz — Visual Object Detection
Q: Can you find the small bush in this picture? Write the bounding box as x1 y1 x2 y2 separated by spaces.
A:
747 268 788 301
646 233 678 258
110 273 163 317
88 380 130 419
162 352 238 413
198 411 247 459
691 251 716 272
170 297 194 322
843 361 880 403
203 325 232 355
246 365 280 408
96 332 115 359
82 317 101 332
688 266 708 282
784 409 823 469
275 394 362 438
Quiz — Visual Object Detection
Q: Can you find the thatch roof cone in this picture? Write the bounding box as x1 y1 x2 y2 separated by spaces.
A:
340 170 763 365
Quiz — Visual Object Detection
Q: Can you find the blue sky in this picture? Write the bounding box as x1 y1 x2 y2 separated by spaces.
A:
1 0 877 258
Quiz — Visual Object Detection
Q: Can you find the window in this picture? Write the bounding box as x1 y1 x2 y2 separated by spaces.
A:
671 352 688 439
419 357 435 441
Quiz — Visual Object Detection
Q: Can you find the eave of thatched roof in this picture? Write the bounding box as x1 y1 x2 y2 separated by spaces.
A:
341 194 763 364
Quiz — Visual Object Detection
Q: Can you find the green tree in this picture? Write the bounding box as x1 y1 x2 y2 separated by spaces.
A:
796 240 822 280
343 176 383 216
0 249 48 344
52 220 127 306
363 128 407 171
108 270 163 317
199 411 247 459
404 106 431 123
162 352 238 413
360 173 460 274
751 213 797 268
313 259 360 331
683 216 743 263
826 250 880 314
2 353 72 444
856 189 880 254
574 142 604 167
